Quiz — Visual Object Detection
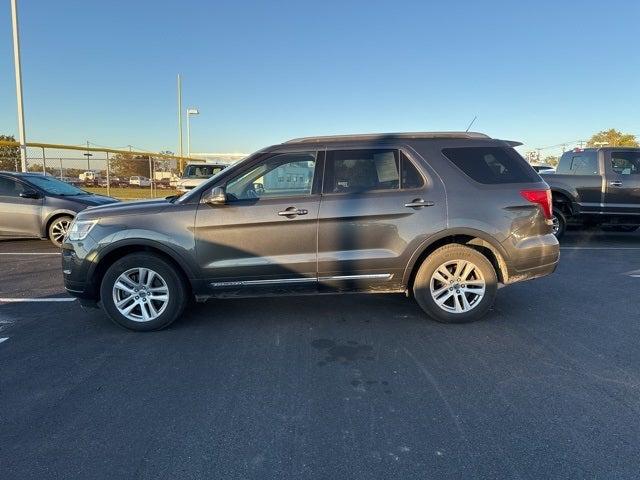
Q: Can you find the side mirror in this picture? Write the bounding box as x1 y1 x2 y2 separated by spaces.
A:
20 189 41 199
202 186 227 205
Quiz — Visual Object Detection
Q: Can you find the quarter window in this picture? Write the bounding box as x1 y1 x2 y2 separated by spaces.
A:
401 152 424 189
442 147 539 184
323 149 400 194
225 152 316 200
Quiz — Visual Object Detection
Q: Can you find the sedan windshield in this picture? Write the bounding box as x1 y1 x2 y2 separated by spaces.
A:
25 176 88 196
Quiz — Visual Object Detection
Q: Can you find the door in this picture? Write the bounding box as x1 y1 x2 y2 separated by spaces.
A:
317 148 446 291
604 150 640 215
560 150 603 213
194 151 321 290
0 176 42 237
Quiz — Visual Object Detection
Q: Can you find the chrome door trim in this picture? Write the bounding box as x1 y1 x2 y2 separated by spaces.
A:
209 273 392 288
210 277 317 288
318 273 393 281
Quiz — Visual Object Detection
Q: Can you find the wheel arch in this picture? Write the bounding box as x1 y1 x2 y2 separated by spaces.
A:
403 229 510 291
551 188 575 216
43 210 76 238
87 240 196 301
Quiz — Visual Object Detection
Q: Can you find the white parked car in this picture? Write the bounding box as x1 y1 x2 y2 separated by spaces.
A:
129 176 151 187
176 163 226 192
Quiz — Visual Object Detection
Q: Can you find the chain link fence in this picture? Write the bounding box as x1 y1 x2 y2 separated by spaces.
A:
0 141 207 200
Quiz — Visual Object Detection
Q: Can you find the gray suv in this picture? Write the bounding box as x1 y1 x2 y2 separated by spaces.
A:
0 172 118 246
62 132 559 331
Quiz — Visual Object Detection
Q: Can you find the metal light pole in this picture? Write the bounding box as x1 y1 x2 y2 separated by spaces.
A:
186 108 199 158
10 0 27 172
177 74 184 172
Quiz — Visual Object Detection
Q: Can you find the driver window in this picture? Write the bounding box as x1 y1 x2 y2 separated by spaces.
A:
226 152 316 200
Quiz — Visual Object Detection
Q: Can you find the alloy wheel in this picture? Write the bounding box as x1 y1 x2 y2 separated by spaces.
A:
430 259 486 313
551 215 560 236
50 218 71 245
112 267 170 322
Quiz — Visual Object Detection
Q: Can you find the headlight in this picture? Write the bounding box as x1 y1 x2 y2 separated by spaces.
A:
67 219 98 241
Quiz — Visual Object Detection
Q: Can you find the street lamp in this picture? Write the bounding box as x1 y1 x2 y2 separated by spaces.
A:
186 108 199 158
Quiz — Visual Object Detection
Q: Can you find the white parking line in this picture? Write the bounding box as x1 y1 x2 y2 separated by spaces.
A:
0 337 8 344
0 298 76 303
0 252 60 255
560 247 640 250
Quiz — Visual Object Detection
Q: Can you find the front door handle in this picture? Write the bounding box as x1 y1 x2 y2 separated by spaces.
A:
278 207 308 217
404 199 435 208
609 180 623 187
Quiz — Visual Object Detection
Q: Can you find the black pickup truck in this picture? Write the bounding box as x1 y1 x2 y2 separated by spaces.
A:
543 147 640 238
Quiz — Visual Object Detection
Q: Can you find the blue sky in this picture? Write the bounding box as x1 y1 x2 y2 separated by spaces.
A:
0 0 638 156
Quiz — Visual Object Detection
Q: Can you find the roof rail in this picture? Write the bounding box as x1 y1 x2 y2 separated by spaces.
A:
284 131 492 144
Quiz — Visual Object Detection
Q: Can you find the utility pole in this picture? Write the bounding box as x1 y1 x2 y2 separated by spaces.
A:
10 0 27 172
177 74 184 172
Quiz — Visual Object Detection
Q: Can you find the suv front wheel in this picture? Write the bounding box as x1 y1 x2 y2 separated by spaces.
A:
100 253 188 331
413 244 498 323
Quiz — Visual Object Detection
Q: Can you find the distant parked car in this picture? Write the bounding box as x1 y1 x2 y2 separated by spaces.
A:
129 176 151 187
79 171 101 183
98 176 125 187
176 163 227 192
0 172 118 247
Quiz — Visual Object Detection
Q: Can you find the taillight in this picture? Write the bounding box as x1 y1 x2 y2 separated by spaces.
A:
520 189 552 219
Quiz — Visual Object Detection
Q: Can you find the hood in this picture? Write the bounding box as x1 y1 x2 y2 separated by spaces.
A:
72 194 120 206
79 198 172 220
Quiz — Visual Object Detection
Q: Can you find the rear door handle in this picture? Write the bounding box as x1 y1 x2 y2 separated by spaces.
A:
609 180 623 187
404 199 434 208
278 207 308 217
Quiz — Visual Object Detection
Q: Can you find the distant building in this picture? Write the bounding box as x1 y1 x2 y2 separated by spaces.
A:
189 153 247 166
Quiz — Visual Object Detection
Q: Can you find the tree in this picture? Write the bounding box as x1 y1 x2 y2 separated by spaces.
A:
110 153 153 178
587 129 638 148
542 155 559 167
0 135 20 171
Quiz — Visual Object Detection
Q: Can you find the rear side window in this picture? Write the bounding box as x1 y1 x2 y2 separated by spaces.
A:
442 147 539 184
611 151 640 175
0 177 25 197
323 149 400 193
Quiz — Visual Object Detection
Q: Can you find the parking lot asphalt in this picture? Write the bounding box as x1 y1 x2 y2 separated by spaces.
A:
0 231 639 479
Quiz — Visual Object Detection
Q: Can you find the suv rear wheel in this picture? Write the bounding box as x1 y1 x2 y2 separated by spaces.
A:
100 253 188 331
413 244 498 323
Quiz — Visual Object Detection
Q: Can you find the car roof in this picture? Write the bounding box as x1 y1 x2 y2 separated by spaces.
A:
283 131 491 145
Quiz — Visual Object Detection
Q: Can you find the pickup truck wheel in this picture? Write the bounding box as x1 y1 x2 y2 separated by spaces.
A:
413 244 497 324
48 215 73 247
551 208 566 239
100 253 187 331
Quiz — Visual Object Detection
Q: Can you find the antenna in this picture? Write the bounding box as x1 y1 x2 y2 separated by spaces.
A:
465 116 477 132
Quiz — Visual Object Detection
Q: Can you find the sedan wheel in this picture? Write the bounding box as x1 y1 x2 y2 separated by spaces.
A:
48 216 73 247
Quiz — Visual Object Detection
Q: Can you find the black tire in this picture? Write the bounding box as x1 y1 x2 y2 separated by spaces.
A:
412 244 498 324
100 253 188 331
551 207 566 239
48 215 73 247
601 225 639 233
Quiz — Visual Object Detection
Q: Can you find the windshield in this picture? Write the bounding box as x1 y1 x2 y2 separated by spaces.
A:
25 175 87 196
183 165 225 179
